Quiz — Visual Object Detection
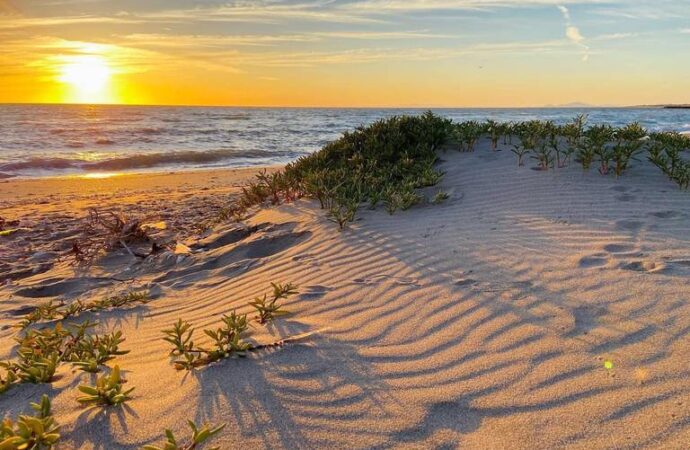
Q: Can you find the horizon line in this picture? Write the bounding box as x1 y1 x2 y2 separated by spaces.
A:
0 101 683 109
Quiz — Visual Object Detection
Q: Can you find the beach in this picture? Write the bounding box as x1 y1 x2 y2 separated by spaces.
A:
1 137 688 449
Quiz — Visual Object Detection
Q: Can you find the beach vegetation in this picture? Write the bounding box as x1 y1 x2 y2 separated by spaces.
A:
17 291 149 329
163 319 195 356
164 283 297 370
648 132 690 189
1 320 132 394
0 395 60 449
454 120 484 152
71 208 152 264
77 365 134 406
432 191 449 204
612 122 647 177
486 120 501 151
233 112 453 228
328 198 359 231
144 421 225 450
249 282 298 324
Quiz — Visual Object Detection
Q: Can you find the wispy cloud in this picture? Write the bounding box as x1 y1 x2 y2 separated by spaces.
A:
558 4 589 61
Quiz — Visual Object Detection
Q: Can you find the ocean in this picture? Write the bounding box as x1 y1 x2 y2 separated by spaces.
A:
1 104 689 178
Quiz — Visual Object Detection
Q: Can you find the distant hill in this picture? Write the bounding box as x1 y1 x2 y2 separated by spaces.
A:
543 102 595 108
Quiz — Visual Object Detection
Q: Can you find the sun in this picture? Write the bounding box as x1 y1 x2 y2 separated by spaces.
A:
58 55 112 101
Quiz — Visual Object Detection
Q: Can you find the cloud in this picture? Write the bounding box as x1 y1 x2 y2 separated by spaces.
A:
566 26 584 43
557 4 589 61
557 5 570 20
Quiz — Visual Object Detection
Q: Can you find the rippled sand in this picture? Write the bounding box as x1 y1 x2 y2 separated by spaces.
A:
1 144 688 449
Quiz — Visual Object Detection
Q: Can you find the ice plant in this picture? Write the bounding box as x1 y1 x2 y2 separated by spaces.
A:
0 395 60 449
143 421 225 450
77 365 134 406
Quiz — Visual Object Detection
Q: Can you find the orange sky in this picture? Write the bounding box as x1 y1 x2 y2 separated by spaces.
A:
1 1 689 107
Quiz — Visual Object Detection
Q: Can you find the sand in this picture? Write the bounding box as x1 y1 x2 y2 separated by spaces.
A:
0 144 689 449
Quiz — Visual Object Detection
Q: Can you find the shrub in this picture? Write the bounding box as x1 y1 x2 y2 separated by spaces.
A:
230 112 453 229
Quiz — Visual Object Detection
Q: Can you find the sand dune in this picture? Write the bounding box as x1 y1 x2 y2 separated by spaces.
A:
1 141 689 449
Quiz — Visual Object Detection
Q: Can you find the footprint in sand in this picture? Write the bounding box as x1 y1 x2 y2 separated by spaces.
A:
454 278 479 287
658 259 690 275
610 185 630 193
299 285 333 300
615 220 645 232
649 210 681 219
602 243 636 254
569 305 608 336
292 253 320 266
615 193 636 202
578 255 609 268
620 260 664 273
352 275 419 286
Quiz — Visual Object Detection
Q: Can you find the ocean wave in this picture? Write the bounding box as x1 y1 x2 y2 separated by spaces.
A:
0 149 290 174
95 138 116 145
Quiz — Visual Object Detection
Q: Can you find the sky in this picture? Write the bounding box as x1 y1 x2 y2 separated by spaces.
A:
0 0 689 107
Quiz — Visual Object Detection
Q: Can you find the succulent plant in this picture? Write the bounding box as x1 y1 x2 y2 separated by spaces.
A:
0 395 60 449
77 365 134 406
162 319 195 355
143 421 225 450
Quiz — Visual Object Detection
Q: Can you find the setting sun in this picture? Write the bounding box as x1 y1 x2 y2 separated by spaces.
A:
57 55 114 103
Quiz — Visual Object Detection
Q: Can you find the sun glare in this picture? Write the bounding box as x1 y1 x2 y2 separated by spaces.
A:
58 55 113 102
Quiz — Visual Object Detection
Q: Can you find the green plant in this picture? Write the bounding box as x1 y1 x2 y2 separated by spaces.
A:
14 353 59 384
2 320 131 394
71 331 130 373
17 291 149 329
581 124 615 173
17 301 62 329
486 120 501 151
0 395 60 449
432 191 449 204
162 319 195 355
202 311 252 360
143 421 225 450
648 131 690 189
612 122 647 177
562 114 587 151
454 121 484 152
328 198 359 231
249 283 298 324
77 365 134 406
0 367 17 394
163 284 297 370
89 291 149 311
510 144 531 167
